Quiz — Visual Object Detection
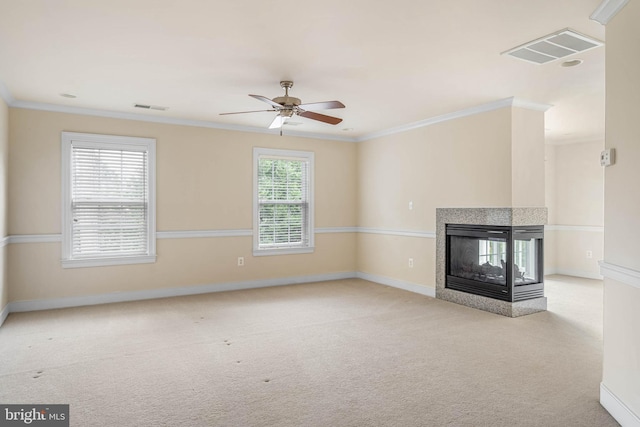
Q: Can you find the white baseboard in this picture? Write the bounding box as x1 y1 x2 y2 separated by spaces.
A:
601 383 640 427
4 271 437 319
8 271 358 313
0 303 9 327
356 272 436 298
545 268 603 280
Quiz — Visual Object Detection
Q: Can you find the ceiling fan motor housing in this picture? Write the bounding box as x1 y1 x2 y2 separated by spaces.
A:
273 81 300 107
272 96 301 107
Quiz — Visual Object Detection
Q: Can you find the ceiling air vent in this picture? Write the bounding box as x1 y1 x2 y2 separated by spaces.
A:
502 28 603 65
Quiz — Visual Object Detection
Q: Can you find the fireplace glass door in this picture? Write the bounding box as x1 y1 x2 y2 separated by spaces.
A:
449 235 508 286
446 224 544 302
514 237 539 285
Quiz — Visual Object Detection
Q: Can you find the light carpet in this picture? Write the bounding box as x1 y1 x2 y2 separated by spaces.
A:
0 276 618 426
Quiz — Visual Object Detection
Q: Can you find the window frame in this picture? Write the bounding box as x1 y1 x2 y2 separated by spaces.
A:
61 131 157 268
253 147 314 256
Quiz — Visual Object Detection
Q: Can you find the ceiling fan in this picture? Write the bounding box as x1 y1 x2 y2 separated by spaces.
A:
220 81 345 129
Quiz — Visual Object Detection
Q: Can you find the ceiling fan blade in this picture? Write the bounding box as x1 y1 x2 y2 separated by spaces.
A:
249 94 283 109
298 110 343 125
219 110 275 115
297 100 345 110
268 115 286 129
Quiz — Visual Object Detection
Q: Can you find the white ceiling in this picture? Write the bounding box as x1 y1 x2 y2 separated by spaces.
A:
0 0 606 143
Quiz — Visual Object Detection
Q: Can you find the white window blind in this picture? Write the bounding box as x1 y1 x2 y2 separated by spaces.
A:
71 147 148 257
62 132 156 268
253 148 314 255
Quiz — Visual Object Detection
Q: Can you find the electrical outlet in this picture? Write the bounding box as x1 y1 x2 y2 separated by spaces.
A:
408 258 414 268
237 257 245 266
586 251 593 259
409 201 413 210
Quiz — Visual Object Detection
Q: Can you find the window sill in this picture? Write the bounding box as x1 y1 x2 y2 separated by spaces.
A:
62 255 157 269
253 247 314 257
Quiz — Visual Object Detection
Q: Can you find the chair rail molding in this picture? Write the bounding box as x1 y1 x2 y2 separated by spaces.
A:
599 261 640 290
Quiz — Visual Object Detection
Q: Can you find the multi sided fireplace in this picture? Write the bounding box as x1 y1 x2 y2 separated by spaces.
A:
446 224 544 302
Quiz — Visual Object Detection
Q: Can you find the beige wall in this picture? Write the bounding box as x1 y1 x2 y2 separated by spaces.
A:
3 100 587 310
356 106 545 290
358 108 513 232
554 141 604 226
602 0 640 419
511 107 545 207
7 109 357 302
545 141 604 278
544 145 557 273
553 231 603 278
0 97 7 314
6 103 547 303
356 234 435 286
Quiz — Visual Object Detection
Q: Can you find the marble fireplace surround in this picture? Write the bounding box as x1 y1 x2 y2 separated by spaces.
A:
436 207 548 317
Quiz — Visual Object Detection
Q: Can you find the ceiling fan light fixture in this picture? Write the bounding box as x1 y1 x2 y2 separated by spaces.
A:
269 115 287 129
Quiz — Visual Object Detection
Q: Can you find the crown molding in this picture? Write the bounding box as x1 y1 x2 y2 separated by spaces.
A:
9 99 357 143
511 97 553 112
355 97 552 142
2 76 552 145
590 0 629 25
356 98 511 142
0 80 15 105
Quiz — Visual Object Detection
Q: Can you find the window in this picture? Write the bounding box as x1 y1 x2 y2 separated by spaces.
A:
478 239 506 267
253 148 314 255
514 238 536 279
61 132 156 268
478 239 534 276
